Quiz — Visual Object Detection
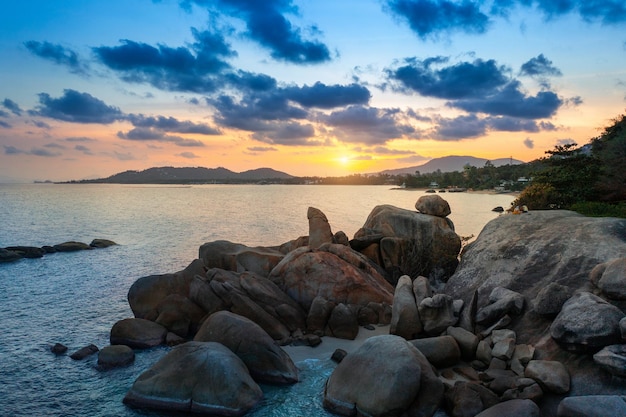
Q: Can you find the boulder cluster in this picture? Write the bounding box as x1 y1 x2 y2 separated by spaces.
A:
0 239 117 262
53 195 626 416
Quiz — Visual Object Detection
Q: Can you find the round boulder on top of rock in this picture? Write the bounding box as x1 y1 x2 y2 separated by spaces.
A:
415 194 451 218
123 341 263 416
550 291 625 352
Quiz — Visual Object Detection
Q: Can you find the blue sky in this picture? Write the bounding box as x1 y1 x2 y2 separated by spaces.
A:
1 0 625 181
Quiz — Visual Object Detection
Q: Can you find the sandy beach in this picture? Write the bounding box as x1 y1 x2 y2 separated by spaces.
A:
283 325 391 363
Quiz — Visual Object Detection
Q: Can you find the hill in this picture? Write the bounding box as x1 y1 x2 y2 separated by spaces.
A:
79 166 295 184
379 155 525 176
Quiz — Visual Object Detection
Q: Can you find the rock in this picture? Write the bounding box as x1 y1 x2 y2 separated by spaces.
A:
475 339 492 365
154 293 206 338
390 275 422 339
475 399 540 417
409 335 461 368
458 290 477 333
165 332 185 346
353 204 461 284
532 282 574 317
50 343 68 355
479 315 511 338
98 345 134 368
123 342 262 416
557 395 626 417
324 335 436 417
501 379 543 402
418 293 457 335
128 259 206 321
491 329 516 345
199 240 285 277
0 248 23 262
89 239 117 248
307 296 336 335
491 337 516 361
524 360 570 394
595 258 626 300
110 318 168 349
70 344 99 360
326 303 359 340
4 246 45 258
593 344 626 377
550 291 625 352
621 317 626 340
307 207 334 249
476 286 524 325
331 349 347 363
53 241 92 252
444 381 500 417
415 194 452 217
447 326 479 360
511 344 535 367
269 244 394 312
333 230 350 246
194 311 298 385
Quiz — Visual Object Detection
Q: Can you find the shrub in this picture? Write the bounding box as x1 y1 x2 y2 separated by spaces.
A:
570 201 626 218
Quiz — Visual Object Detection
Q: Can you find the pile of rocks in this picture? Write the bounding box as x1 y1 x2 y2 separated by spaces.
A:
1 239 117 262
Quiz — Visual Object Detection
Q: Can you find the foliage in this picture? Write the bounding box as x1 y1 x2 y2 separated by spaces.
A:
570 201 626 218
512 183 561 210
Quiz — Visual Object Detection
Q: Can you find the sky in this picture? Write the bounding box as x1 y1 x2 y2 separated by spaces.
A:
1 0 625 182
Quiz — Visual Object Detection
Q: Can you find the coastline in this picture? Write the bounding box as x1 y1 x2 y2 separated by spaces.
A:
283 325 391 363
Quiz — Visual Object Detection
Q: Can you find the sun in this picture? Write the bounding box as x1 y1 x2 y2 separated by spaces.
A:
338 156 350 165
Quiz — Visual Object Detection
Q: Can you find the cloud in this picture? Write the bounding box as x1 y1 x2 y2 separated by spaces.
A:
4 145 62 157
0 120 11 128
524 137 534 149
117 127 206 147
65 136 97 142
432 114 488 140
252 122 318 146
3 98 23 115
324 105 416 144
451 80 563 119
44 142 66 149
24 41 89 75
113 151 137 161
177 151 200 158
27 120 51 129
385 57 509 99
94 27 235 93
31 89 124 123
283 82 371 108
183 0 332 64
384 0 490 39
486 116 540 132
74 145 93 155
247 146 278 152
519 54 562 77
371 146 416 155
127 114 220 135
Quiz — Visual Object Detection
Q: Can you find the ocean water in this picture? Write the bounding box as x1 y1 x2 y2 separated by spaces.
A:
0 184 514 417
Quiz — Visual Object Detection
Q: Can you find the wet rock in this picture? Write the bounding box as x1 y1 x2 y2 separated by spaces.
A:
331 349 347 363
123 342 262 416
0 248 23 262
53 241 92 252
70 344 99 360
89 239 117 248
4 246 45 258
98 345 134 368
50 343 68 355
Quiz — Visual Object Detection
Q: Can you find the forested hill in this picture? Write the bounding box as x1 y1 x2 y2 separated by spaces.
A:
76 166 295 184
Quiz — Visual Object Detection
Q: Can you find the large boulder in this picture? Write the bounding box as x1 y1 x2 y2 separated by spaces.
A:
353 204 461 285
128 259 206 321
415 194 451 217
269 243 394 312
199 240 284 277
557 395 626 417
307 206 334 249
550 292 624 352
110 318 168 349
194 311 298 384
593 258 626 300
390 275 422 339
324 335 426 417
98 345 135 369
123 342 262 416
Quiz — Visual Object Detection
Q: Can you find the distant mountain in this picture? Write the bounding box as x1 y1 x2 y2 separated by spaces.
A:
379 155 525 176
80 166 295 184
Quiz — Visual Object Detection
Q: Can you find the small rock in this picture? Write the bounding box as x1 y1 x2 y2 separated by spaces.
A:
479 315 512 338
447 326 479 360
415 194 451 217
90 239 117 248
491 329 516 345
98 345 135 368
70 344 99 360
51 343 68 355
331 348 348 363
53 241 92 252
165 332 186 346
491 337 516 361
418 293 457 335
475 339 492 365
525 360 570 394
475 399 540 417
476 287 524 325
593 344 626 377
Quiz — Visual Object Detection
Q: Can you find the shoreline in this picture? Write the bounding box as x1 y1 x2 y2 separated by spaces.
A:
283 325 391 363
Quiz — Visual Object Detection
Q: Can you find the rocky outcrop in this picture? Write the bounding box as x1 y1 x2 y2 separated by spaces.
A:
199 240 285 277
1 239 117 262
110 318 168 349
194 311 298 385
123 342 263 416
353 204 461 285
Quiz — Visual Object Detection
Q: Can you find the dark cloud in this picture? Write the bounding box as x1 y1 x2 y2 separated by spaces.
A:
183 0 332 64
177 151 200 158
4 145 61 157
3 98 23 115
384 0 490 39
94 28 235 93
65 136 97 142
385 57 509 99
324 105 416 144
31 89 124 124
247 146 278 152
524 137 534 149
486 116 540 132
44 143 66 149
27 120 52 129
492 0 626 24
520 54 562 77
0 119 11 128
371 146 416 155
117 127 205 147
75 144 93 155
127 114 220 135
432 114 488 140
283 82 371 108
113 151 137 161
24 41 89 75
252 122 317 145
451 81 563 119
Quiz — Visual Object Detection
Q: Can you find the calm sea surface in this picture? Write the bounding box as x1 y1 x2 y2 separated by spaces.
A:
0 184 514 417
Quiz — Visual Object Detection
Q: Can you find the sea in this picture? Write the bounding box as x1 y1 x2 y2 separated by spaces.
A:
0 183 515 417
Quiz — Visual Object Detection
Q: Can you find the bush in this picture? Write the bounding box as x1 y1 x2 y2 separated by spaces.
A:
511 183 562 210
570 201 626 218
